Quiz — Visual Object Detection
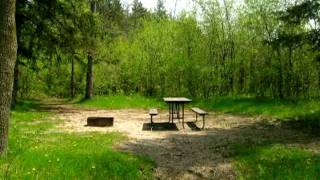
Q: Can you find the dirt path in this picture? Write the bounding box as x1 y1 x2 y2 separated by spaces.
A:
42 103 319 180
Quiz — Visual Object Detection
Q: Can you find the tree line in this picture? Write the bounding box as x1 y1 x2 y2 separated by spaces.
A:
12 0 320 103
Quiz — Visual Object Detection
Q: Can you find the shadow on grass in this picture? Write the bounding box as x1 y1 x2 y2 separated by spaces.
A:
279 110 320 136
12 100 42 112
13 99 94 114
125 118 320 179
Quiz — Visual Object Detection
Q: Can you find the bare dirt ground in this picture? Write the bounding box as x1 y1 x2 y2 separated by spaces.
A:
43 103 320 180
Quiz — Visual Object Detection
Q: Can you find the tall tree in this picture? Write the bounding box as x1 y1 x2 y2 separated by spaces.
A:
279 0 320 93
280 0 320 50
12 0 32 107
131 0 148 29
155 0 167 19
85 0 97 99
131 0 148 18
0 0 17 154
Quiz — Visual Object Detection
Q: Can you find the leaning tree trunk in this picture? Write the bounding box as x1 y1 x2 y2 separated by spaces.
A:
0 0 17 155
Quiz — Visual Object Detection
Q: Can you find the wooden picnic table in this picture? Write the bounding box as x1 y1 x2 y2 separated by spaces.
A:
163 97 192 128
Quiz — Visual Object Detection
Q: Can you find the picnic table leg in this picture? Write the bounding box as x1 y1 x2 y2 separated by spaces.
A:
171 103 174 123
175 103 177 122
151 115 153 129
202 115 205 129
195 113 198 122
174 103 178 122
177 103 180 120
168 103 171 122
182 103 185 129
170 103 173 123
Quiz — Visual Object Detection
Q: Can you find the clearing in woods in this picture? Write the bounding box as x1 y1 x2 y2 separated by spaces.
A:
45 101 320 180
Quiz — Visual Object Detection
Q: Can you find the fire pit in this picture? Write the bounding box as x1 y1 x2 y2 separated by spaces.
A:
86 117 114 127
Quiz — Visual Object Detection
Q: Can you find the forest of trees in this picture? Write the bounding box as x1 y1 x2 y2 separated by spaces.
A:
9 0 320 104
0 0 319 158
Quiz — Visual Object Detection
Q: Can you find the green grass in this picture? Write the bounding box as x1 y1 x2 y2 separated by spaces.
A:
76 95 320 120
234 144 320 179
193 96 320 119
0 101 155 179
75 95 166 110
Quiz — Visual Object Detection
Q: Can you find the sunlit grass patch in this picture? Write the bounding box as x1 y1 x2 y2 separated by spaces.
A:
234 144 320 179
2 133 154 179
75 94 166 109
194 96 320 119
0 101 155 179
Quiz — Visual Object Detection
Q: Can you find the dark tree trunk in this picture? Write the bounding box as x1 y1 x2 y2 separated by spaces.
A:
0 0 17 155
85 53 93 99
85 1 96 100
276 49 284 99
11 59 19 108
70 58 75 98
318 62 320 98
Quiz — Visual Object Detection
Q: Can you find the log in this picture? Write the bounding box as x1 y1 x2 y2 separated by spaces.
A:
86 117 114 127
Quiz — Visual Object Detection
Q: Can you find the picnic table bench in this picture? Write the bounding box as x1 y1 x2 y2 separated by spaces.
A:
149 108 158 127
191 107 208 129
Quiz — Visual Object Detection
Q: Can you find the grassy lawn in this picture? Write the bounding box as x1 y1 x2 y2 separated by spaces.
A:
193 96 320 119
234 144 320 179
75 95 166 110
76 95 320 120
0 101 154 179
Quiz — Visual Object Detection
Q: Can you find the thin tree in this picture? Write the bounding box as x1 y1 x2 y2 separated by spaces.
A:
85 0 97 99
0 0 17 154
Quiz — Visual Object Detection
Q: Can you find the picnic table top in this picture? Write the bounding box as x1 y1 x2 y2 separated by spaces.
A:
163 97 192 103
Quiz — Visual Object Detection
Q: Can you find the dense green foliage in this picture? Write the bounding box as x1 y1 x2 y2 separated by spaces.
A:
13 0 320 101
0 101 154 179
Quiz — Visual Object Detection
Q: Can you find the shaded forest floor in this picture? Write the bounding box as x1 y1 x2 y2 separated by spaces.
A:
41 98 320 179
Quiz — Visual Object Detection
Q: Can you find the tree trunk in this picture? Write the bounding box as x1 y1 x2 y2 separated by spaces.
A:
85 53 93 99
85 1 96 100
11 59 19 108
276 49 284 99
0 0 17 155
70 58 75 99
318 62 320 98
